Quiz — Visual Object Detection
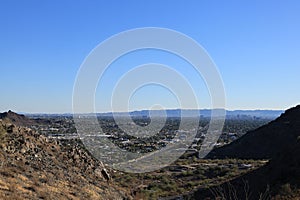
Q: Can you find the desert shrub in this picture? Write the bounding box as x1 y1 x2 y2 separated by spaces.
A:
279 183 292 196
0 124 7 145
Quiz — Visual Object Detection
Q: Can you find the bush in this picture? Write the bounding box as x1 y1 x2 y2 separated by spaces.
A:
279 183 292 196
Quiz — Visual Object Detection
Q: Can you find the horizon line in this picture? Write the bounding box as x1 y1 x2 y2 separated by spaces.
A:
1 107 287 115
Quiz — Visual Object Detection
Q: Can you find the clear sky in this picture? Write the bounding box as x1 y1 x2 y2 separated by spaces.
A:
0 0 299 113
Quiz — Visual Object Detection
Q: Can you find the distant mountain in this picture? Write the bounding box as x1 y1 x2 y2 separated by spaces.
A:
0 110 35 126
188 105 300 199
0 110 51 126
207 105 300 159
99 109 283 119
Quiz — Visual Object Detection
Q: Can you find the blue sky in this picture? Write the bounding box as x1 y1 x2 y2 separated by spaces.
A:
0 0 299 113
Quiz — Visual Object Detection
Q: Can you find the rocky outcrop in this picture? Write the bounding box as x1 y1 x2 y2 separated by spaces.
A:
0 110 35 127
0 119 131 200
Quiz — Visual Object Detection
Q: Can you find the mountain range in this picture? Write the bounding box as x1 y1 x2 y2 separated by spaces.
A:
98 109 283 119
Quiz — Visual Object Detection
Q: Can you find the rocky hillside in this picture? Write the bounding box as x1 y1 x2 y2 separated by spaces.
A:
0 110 36 127
207 105 300 159
0 114 130 199
187 105 300 199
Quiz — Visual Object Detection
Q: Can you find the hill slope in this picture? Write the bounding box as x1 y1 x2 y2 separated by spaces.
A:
0 110 36 127
0 113 130 199
187 105 300 199
207 105 300 159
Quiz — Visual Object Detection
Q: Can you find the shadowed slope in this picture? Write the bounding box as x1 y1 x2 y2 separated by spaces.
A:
207 105 300 160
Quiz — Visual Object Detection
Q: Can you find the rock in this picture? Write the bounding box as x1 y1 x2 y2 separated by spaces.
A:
5 124 14 133
94 167 103 177
39 135 47 142
101 168 110 182
73 154 80 160
20 148 26 154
